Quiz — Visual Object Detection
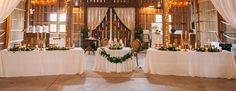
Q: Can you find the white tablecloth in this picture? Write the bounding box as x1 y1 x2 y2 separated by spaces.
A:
144 48 236 79
0 48 85 77
93 47 136 73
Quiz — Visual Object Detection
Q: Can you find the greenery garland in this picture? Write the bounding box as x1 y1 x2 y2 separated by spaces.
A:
99 48 134 64
9 47 35 52
46 47 69 51
158 45 180 51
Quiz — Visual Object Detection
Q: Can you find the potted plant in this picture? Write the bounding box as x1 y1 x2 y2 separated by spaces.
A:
80 25 89 49
134 25 144 42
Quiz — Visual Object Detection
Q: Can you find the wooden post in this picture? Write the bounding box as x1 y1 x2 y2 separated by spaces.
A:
66 0 73 47
5 16 11 48
24 0 30 32
163 0 170 45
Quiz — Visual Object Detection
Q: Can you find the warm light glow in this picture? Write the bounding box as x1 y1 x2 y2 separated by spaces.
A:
169 0 190 7
31 0 57 6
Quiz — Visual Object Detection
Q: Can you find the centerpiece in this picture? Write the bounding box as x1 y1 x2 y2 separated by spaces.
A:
195 46 220 52
108 41 123 50
9 44 35 52
46 45 69 51
158 45 180 51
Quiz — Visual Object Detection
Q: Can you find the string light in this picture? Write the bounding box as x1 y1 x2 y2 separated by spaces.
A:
31 0 57 6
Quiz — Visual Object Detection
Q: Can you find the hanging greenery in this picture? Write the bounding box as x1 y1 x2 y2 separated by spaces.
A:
99 48 134 64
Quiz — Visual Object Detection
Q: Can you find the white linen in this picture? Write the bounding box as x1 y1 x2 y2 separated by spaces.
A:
0 0 20 24
144 48 236 79
0 48 85 77
114 8 135 30
210 0 236 29
87 7 108 30
93 47 136 73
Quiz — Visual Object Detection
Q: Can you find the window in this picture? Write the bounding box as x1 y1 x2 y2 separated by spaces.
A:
50 13 57 22
154 14 172 32
50 24 57 32
59 14 67 22
59 24 66 32
49 13 67 33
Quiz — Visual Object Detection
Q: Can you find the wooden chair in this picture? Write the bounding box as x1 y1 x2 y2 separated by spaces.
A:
130 39 142 69
100 38 109 47
130 39 142 52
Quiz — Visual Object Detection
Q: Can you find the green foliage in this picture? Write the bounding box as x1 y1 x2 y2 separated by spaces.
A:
158 45 180 51
99 48 134 64
195 47 220 52
80 25 89 39
207 47 220 52
46 47 69 51
9 46 35 52
195 47 206 52
134 26 144 41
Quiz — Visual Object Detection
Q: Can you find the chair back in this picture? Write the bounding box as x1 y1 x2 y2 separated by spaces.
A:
101 39 109 47
130 39 142 52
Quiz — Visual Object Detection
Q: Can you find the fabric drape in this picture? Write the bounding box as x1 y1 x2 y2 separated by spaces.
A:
0 0 20 24
87 8 108 30
114 8 135 30
210 0 236 29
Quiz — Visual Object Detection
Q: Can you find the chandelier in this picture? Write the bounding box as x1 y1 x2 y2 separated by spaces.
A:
31 0 57 5
169 0 190 7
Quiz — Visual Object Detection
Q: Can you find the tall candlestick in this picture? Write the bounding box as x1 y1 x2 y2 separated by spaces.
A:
44 32 46 40
188 33 191 43
37 32 39 40
102 31 104 39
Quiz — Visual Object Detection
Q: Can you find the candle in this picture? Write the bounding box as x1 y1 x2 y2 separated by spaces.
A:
41 32 43 39
37 32 39 40
44 32 46 40
118 32 120 39
102 31 104 39
188 33 191 42
185 31 187 40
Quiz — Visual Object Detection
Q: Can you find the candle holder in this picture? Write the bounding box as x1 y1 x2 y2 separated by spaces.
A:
37 35 46 51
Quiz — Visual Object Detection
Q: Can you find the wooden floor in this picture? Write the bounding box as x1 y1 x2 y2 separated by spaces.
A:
0 53 236 91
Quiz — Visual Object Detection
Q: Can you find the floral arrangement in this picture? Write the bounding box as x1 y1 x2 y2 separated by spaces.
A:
46 46 69 51
109 42 123 50
195 47 220 52
9 46 35 52
195 47 206 52
99 48 133 63
207 47 220 52
158 45 180 51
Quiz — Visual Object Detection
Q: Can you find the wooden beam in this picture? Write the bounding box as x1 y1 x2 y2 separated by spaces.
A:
5 16 11 48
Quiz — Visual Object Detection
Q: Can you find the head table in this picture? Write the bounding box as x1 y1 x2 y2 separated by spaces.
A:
93 47 136 73
0 48 85 77
144 48 236 79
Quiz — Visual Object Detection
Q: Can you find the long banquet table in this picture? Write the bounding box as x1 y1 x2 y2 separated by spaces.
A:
93 47 136 73
0 48 85 77
144 48 236 79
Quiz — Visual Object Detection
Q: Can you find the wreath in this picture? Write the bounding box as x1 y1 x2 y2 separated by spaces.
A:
99 48 134 64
